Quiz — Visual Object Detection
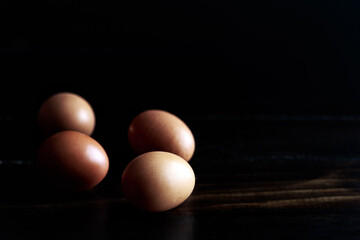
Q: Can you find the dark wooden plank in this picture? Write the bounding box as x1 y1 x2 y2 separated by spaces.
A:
0 116 360 239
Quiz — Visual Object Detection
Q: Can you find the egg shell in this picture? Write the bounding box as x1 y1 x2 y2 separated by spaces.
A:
128 110 195 161
121 151 195 212
38 92 96 137
37 131 109 191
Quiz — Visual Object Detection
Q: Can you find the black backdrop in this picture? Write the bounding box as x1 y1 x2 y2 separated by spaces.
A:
1 0 360 116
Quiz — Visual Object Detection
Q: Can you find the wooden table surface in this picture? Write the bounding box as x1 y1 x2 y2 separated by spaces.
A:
0 115 360 239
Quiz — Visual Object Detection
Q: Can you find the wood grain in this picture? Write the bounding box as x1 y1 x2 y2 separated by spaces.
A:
173 166 360 212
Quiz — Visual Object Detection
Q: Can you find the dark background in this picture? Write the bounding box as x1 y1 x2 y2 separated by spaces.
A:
1 0 359 163
1 0 360 116
1 2 360 239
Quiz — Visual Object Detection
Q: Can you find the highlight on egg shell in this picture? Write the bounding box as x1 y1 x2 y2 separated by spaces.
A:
121 151 195 212
38 92 96 137
128 109 195 161
37 131 109 191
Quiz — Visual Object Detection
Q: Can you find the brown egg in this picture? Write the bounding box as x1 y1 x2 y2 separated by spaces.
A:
128 109 195 161
122 151 195 212
37 131 109 190
38 92 95 137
